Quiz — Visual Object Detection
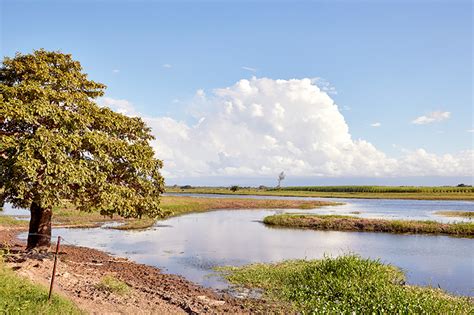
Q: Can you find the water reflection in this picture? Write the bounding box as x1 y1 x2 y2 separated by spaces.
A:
25 209 474 296
5 196 474 296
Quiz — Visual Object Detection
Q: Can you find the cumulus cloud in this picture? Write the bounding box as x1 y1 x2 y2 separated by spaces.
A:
98 97 138 116
101 78 472 179
412 111 451 125
371 122 381 127
112 69 120 73
162 64 172 69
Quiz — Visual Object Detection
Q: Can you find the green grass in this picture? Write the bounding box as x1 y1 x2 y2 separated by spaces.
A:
167 186 474 200
217 255 473 314
95 275 130 295
0 259 82 314
435 211 474 218
0 215 28 226
275 185 474 194
263 214 474 237
1 196 337 231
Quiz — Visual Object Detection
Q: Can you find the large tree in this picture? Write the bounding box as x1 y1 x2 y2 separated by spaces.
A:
0 50 164 250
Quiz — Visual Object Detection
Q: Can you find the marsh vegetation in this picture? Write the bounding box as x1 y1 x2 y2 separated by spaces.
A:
218 255 473 314
264 214 474 237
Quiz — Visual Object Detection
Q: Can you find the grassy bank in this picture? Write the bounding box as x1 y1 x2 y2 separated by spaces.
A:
263 214 474 237
115 196 338 230
0 259 81 314
0 196 337 231
167 186 474 200
218 255 473 314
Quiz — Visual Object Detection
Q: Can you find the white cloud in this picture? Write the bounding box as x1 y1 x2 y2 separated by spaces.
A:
467 129 474 133
98 97 138 116
412 111 451 125
112 69 120 73
371 122 381 127
162 64 172 69
311 77 337 95
242 66 257 72
102 78 473 179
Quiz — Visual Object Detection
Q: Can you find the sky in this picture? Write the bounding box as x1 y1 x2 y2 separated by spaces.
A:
1 0 473 186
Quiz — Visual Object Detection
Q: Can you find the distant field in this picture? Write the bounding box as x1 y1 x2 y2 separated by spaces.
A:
166 186 474 200
276 185 474 193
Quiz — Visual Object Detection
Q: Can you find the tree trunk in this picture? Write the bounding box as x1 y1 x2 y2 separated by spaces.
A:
27 201 52 250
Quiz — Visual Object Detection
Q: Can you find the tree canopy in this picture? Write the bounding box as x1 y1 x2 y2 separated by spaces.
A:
0 50 164 248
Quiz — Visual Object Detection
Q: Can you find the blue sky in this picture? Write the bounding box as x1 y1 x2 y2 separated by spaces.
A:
1 0 472 185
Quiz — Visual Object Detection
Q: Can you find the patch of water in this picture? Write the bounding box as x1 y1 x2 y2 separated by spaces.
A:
6 195 474 296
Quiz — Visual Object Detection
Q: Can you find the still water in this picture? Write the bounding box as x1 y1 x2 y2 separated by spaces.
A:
4 195 474 296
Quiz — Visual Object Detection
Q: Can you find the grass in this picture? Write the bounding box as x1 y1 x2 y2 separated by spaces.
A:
275 185 474 194
95 275 130 295
263 214 474 237
435 211 474 218
0 259 82 314
0 196 337 230
0 215 28 227
217 255 473 314
166 186 474 200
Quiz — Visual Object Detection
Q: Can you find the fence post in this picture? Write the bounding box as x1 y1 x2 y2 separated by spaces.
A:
48 236 61 300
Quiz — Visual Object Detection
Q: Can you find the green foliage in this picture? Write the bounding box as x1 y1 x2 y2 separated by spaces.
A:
96 276 130 295
218 255 473 314
0 259 82 314
230 185 240 192
273 185 474 193
0 50 164 218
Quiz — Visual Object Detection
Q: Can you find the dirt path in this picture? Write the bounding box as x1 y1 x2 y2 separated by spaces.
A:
0 227 280 314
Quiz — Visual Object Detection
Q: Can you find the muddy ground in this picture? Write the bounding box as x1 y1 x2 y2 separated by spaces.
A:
0 227 283 314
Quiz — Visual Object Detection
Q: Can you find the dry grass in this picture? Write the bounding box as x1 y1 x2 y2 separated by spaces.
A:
435 211 474 218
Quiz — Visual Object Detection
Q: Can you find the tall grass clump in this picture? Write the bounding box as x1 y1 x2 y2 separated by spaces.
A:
96 275 130 295
0 259 81 314
218 255 473 314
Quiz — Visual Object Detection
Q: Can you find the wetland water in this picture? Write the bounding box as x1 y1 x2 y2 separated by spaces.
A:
4 195 474 296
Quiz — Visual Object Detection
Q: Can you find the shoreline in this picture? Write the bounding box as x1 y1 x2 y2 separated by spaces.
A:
0 227 283 314
1 194 472 313
1 195 331 313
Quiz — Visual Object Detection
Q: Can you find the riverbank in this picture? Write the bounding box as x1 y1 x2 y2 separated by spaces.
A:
218 255 473 314
1 195 338 231
167 186 474 200
263 214 474 237
0 228 283 314
0 196 335 313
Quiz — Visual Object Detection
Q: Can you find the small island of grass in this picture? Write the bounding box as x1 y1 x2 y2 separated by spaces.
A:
217 255 473 314
263 214 474 237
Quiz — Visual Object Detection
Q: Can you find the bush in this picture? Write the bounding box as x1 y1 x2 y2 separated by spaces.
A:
230 185 240 192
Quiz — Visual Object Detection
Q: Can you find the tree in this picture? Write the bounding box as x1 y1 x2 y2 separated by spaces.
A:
230 185 240 192
0 50 165 250
277 171 285 188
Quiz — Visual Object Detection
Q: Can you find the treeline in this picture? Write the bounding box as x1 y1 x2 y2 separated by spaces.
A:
270 186 474 193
